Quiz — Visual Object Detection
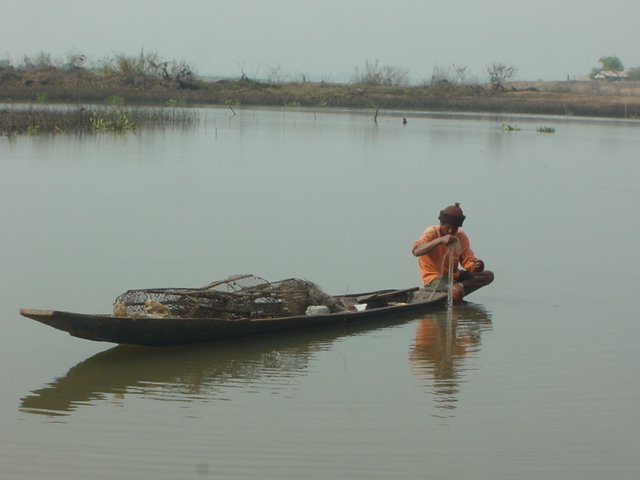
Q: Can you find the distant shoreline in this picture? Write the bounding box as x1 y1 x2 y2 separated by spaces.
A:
1 68 639 133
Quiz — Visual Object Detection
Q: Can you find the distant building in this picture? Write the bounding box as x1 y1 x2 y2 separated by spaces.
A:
594 70 630 80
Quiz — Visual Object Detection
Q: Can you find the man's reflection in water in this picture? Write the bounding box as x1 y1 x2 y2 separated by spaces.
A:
409 303 492 416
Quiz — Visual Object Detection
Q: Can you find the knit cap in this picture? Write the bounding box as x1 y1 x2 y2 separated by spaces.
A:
438 202 466 227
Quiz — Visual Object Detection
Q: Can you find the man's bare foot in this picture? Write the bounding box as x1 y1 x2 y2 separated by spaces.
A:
451 283 464 305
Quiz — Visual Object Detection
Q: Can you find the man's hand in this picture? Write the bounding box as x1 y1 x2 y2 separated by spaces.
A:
441 235 458 246
471 259 485 273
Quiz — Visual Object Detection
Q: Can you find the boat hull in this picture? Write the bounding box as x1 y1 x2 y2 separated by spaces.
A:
20 291 448 346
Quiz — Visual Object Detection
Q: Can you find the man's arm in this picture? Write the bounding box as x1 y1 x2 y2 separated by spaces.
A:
411 235 457 257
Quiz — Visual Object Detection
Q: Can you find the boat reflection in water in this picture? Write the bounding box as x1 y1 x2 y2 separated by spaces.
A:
409 302 492 416
21 312 438 417
21 305 492 418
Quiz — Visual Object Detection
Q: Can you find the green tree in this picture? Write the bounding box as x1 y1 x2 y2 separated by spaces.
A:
598 56 624 71
591 55 623 76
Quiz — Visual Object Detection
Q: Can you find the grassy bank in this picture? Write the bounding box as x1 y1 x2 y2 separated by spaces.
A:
2 65 640 135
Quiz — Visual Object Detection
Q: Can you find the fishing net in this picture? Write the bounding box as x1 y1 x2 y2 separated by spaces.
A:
445 242 462 306
411 242 462 305
113 274 337 319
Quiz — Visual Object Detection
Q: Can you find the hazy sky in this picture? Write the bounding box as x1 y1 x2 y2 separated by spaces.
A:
3 0 639 83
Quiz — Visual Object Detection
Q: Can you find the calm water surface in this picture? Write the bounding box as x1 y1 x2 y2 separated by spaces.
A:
1 106 639 479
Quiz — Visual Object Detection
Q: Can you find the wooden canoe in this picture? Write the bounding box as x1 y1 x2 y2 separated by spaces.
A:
20 288 448 347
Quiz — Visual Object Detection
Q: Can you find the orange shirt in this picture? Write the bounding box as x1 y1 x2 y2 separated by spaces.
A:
412 225 477 285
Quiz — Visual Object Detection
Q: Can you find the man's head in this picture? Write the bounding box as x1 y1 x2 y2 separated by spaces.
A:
438 203 465 234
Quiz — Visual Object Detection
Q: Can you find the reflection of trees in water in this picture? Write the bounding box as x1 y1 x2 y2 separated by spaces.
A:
409 303 492 416
20 313 425 418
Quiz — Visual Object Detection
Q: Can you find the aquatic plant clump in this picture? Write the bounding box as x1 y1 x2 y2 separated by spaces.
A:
0 105 199 135
90 109 137 132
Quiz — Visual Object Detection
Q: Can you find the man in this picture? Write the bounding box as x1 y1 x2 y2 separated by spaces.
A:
411 203 494 304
